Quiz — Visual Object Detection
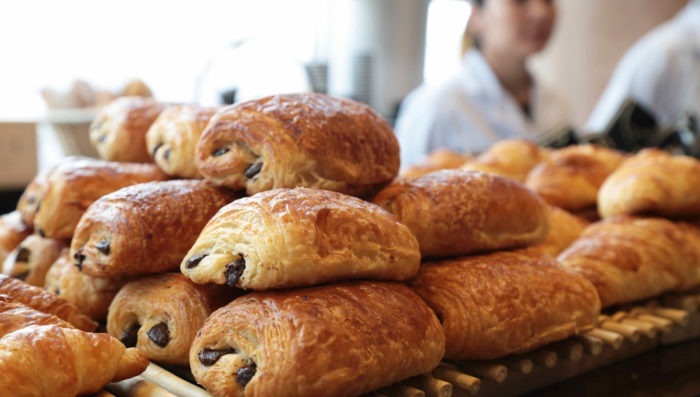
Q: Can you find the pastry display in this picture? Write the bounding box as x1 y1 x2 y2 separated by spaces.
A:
399 148 470 180
107 273 236 366
195 93 399 197
146 104 219 178
409 249 600 360
2 234 67 287
460 138 549 182
190 281 444 397
33 158 167 239
530 206 589 257
72 180 236 278
181 187 420 290
373 169 549 257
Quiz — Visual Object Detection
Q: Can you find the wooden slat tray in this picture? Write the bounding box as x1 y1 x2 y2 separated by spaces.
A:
104 292 700 397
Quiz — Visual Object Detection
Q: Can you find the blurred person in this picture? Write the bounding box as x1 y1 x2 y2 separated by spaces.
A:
395 0 570 167
586 0 699 141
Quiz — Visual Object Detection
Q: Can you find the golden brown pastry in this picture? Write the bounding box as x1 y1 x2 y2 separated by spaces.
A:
525 144 627 211
72 180 235 278
146 104 219 178
190 281 444 397
399 148 471 180
0 274 97 331
0 211 31 266
181 187 420 290
0 294 74 336
89 96 171 163
409 249 600 360
2 234 67 287
107 273 236 366
195 93 400 197
33 158 167 239
372 169 549 258
45 249 129 321
558 216 700 307
460 138 549 182
0 324 148 396
598 149 700 218
530 206 590 257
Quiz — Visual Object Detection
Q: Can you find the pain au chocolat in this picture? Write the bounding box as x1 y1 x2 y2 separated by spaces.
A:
409 249 600 360
0 211 31 266
372 169 549 258
190 281 444 397
181 187 420 290
2 234 67 287
71 180 235 278
107 273 236 366
146 104 219 178
195 93 399 197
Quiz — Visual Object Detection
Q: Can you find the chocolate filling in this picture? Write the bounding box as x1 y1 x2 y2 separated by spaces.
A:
185 253 208 269
152 142 164 157
95 239 110 255
198 347 237 366
37 229 46 238
163 148 171 160
120 323 140 348
244 162 263 179
74 249 86 271
235 358 257 386
15 247 30 263
224 255 246 287
147 322 170 347
97 134 107 144
212 147 230 157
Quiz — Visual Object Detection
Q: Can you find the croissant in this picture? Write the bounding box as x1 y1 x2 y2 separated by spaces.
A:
181 188 420 290
409 249 600 360
460 138 549 182
72 180 236 278
107 273 236 366
2 234 67 287
530 206 589 257
0 211 31 266
0 294 73 336
146 104 219 178
33 158 168 239
372 169 549 257
525 144 627 211
195 93 399 197
0 325 148 396
44 249 129 321
558 216 700 307
190 281 444 397
399 148 471 180
0 274 97 331
598 149 700 218
89 96 170 163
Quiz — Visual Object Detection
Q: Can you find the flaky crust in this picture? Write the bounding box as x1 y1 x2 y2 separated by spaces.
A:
44 249 129 321
33 158 168 239
146 105 219 178
195 93 400 197
0 325 147 396
372 169 549 257
72 180 235 278
2 234 67 287
181 188 420 290
531 206 590 257
90 96 170 163
598 149 700 218
0 274 97 331
399 148 471 180
107 273 236 366
190 281 445 397
0 294 73 337
526 144 627 211
409 250 600 360
558 216 700 307
0 211 31 266
460 139 549 182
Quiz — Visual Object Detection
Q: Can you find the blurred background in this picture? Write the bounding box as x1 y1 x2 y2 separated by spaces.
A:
0 0 689 200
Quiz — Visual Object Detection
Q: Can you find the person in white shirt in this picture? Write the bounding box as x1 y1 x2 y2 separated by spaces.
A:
395 0 570 167
586 0 700 135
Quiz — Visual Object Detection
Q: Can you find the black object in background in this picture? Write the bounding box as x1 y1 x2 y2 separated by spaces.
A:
0 189 22 215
